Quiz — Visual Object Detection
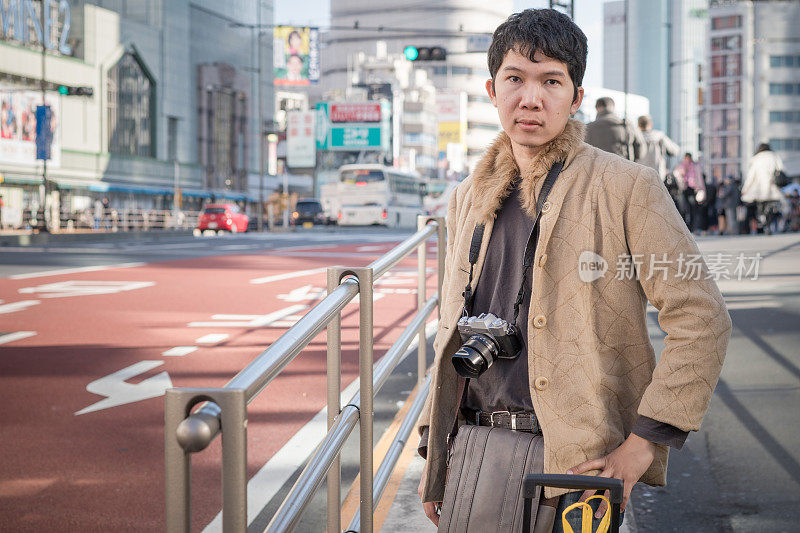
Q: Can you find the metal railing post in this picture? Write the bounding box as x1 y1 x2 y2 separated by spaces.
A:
326 268 343 533
416 216 428 387
165 388 248 533
165 390 191 532
343 267 375 533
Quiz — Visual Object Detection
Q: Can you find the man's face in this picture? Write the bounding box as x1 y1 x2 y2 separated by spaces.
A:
486 49 582 151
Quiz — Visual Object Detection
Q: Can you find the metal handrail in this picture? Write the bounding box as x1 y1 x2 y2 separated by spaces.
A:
265 295 438 532
165 215 446 533
176 224 439 452
346 376 431 532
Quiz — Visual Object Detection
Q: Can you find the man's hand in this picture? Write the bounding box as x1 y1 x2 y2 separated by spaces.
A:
566 433 657 519
418 464 442 526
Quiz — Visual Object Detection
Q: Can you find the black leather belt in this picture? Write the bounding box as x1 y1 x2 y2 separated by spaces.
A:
461 407 541 433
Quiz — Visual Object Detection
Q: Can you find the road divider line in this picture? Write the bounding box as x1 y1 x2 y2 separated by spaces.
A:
9 262 146 280
162 346 199 357
250 268 326 285
0 300 41 314
195 334 229 345
0 331 36 345
188 305 308 328
201 320 439 532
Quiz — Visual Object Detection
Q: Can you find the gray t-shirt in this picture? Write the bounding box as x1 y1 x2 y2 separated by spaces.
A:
462 181 535 414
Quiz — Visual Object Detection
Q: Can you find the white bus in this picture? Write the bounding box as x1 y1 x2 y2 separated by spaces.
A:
324 165 426 228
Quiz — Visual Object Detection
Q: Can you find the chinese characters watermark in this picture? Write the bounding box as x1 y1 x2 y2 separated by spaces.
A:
578 252 763 282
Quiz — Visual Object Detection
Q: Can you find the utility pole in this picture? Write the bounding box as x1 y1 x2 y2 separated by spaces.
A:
257 3 265 232
40 0 51 232
623 0 629 121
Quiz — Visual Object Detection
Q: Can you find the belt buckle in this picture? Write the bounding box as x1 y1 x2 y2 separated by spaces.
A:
489 410 510 428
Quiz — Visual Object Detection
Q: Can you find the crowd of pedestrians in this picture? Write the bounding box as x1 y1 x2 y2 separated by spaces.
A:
585 97 799 236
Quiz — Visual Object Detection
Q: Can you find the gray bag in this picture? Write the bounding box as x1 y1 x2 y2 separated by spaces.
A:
437 425 553 533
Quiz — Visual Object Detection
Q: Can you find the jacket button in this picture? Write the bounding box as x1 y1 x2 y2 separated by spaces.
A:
539 254 548 267
533 315 547 328
541 201 553 214
535 377 549 391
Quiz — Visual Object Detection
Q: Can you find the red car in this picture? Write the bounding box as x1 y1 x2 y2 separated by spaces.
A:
197 203 249 233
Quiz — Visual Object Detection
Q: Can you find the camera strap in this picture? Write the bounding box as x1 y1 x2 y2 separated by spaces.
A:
462 160 565 321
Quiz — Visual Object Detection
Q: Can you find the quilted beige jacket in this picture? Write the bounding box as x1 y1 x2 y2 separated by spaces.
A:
418 119 731 501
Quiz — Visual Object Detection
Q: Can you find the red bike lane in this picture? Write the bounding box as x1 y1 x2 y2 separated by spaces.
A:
0 242 438 531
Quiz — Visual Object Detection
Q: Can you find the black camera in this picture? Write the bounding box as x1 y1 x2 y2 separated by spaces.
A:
452 313 523 379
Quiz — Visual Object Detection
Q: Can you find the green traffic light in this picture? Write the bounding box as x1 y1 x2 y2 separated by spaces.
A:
403 46 419 61
58 85 68 95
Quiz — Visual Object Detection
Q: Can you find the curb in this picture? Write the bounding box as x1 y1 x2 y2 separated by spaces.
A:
0 230 195 247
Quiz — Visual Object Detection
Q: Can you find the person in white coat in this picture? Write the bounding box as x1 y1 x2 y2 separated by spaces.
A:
742 143 784 234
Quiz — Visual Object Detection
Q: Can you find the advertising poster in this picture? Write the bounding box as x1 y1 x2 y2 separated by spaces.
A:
273 26 320 86
286 110 316 168
0 88 61 167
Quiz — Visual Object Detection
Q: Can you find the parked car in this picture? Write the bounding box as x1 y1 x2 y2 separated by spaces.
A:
291 199 330 226
197 203 249 233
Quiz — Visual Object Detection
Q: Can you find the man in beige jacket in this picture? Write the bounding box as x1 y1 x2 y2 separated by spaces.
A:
417 8 731 530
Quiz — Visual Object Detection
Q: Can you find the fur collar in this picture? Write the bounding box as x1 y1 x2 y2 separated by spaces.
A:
470 118 585 224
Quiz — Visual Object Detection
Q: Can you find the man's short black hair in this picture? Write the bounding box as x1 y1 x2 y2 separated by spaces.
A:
487 9 588 101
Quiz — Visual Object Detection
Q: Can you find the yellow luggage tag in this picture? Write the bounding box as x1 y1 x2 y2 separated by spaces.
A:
560 494 612 533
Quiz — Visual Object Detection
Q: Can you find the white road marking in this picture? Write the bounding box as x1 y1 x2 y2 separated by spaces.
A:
9 262 145 280
356 245 386 252
188 305 307 328
75 360 172 415
18 280 155 299
162 346 199 357
0 300 41 314
277 285 327 302
201 320 439 532
250 268 326 285
195 334 229 345
0 331 37 345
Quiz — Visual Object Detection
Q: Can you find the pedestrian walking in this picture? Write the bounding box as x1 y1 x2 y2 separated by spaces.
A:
717 175 741 235
672 153 706 232
585 97 644 161
636 115 680 181
416 9 731 532
741 143 785 235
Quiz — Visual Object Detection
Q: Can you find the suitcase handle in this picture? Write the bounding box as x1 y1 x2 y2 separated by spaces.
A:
522 474 623 533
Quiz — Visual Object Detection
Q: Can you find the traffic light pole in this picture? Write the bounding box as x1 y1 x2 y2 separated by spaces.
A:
40 0 51 232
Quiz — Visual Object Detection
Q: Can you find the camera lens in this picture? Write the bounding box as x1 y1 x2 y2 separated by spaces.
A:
451 334 498 379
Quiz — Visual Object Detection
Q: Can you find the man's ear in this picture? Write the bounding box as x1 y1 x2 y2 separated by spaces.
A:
485 78 497 107
570 86 585 116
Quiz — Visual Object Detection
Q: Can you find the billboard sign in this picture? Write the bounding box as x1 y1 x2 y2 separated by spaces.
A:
286 110 316 168
0 88 61 167
273 26 320 86
0 0 73 55
436 91 467 151
316 101 390 152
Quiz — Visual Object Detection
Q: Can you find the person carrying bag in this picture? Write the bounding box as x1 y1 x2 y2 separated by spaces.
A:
417 9 731 533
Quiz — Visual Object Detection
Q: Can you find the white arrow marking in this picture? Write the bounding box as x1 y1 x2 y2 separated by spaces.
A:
75 361 172 416
0 331 37 345
0 300 41 314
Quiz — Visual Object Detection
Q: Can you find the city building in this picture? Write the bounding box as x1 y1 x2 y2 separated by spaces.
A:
0 0 275 229
320 0 509 171
705 0 800 181
603 0 707 158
